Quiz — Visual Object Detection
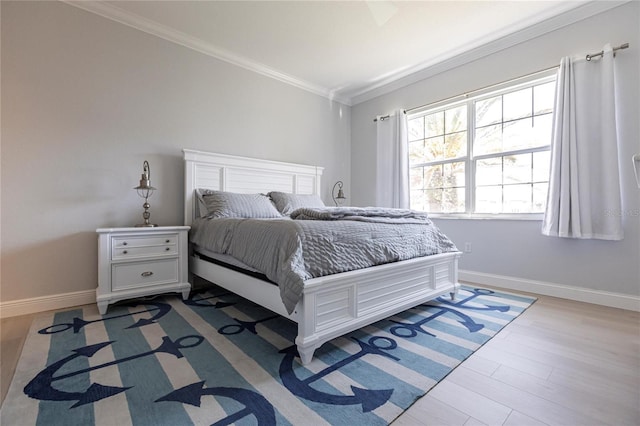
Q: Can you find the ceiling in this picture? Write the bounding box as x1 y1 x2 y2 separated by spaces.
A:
67 1 610 105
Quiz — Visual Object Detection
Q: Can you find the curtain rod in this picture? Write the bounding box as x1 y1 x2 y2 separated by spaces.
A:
586 42 629 61
397 65 558 119
373 42 629 122
373 110 406 122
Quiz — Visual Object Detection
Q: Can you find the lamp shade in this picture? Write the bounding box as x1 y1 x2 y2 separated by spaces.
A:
332 181 346 206
134 160 157 227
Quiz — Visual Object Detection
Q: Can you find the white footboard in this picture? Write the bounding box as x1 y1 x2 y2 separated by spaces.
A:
294 252 461 364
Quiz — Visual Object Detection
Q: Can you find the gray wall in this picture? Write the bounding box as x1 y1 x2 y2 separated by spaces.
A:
351 2 640 297
0 1 351 302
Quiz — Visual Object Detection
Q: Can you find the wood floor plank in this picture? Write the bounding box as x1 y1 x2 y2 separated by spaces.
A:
491 364 638 425
428 380 513 425
473 345 554 380
488 330 640 392
503 410 549 426
446 366 598 425
0 314 34 405
396 394 470 426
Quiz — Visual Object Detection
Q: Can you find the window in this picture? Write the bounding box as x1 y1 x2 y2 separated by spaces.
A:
408 72 556 217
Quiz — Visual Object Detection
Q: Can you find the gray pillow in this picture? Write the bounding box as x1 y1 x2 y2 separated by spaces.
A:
198 189 282 218
268 191 325 215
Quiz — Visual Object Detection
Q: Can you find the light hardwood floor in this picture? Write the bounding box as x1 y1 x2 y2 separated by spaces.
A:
1 290 639 425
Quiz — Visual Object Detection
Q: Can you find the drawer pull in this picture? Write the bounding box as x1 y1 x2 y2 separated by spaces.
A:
165 247 171 251
122 242 128 246
141 271 154 277
165 239 170 243
123 250 128 254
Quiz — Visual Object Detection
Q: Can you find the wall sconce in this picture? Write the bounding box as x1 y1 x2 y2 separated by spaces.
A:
332 181 346 206
134 160 157 227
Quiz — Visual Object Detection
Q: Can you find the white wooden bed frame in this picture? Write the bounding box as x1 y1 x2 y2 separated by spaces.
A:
183 149 461 364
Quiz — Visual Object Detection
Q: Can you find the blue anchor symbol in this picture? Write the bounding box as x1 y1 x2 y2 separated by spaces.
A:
183 288 236 309
434 288 511 312
218 315 279 335
156 381 276 426
38 301 172 334
24 335 204 408
389 288 509 338
279 336 398 412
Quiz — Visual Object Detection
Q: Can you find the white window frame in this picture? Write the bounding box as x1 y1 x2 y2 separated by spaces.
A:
408 70 557 220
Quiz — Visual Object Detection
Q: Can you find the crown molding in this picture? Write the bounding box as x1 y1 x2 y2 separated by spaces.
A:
349 1 629 105
61 1 627 107
61 1 351 105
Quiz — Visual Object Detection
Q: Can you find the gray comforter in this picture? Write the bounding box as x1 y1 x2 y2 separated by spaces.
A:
290 206 430 223
190 210 458 314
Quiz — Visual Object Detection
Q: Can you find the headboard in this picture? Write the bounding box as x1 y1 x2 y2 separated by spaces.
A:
183 149 324 225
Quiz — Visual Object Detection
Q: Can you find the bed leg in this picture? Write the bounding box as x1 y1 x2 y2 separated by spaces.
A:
450 282 461 301
298 345 315 365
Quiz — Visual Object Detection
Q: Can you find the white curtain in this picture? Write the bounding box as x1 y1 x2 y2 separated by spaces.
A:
375 110 409 208
542 45 623 240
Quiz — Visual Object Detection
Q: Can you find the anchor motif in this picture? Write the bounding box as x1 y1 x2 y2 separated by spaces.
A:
38 302 172 335
156 381 276 426
279 336 398 412
183 288 236 309
218 315 279 335
389 288 510 338
434 288 511 312
24 335 204 407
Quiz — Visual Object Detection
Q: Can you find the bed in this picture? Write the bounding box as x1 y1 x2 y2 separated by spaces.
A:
183 149 461 364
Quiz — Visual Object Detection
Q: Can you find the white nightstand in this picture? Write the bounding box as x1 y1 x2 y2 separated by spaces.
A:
96 226 191 314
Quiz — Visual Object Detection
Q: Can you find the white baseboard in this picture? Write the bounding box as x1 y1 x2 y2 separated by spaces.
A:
0 290 96 319
2 271 638 318
460 270 640 312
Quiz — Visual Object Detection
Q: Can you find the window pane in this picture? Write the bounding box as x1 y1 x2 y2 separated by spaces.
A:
476 96 502 127
533 151 550 182
504 184 532 214
409 141 424 165
410 189 428 211
443 162 465 188
424 164 444 189
424 136 445 161
534 81 555 114
532 113 553 147
503 88 532 121
425 111 444 138
475 124 502 156
503 154 531 184
503 117 533 151
408 117 424 142
444 131 467 159
445 105 467 133
410 167 424 190
476 186 502 213
533 183 548 212
443 187 465 212
425 189 443 212
476 157 502 186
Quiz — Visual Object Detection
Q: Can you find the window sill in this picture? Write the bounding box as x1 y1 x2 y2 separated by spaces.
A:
429 213 544 221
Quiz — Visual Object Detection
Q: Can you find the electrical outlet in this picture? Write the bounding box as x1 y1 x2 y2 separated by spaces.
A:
464 242 472 253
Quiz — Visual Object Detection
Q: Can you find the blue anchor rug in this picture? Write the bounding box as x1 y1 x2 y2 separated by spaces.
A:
1 285 535 425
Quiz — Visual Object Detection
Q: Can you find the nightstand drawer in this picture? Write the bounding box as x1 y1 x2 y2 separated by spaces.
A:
112 234 178 248
111 234 177 260
112 245 177 260
112 258 179 291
